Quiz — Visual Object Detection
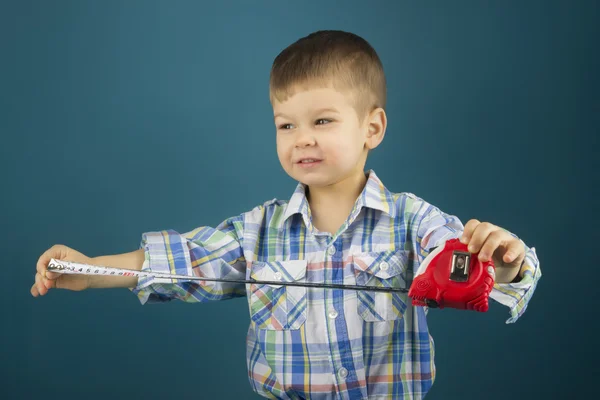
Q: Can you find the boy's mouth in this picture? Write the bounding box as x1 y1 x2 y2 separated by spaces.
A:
296 158 323 168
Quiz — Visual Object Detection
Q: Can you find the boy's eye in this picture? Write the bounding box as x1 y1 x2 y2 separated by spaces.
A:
315 119 331 125
278 123 293 130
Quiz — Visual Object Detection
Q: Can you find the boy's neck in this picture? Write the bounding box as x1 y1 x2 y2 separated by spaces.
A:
306 171 368 235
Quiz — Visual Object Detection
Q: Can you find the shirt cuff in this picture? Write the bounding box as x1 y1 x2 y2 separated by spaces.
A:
129 230 194 304
489 246 541 324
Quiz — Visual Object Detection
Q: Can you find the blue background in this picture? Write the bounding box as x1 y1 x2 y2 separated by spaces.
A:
2 1 598 399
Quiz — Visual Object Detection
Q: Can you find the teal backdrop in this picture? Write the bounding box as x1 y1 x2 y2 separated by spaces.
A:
2 1 598 399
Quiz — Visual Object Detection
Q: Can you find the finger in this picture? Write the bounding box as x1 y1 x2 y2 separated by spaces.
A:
37 244 66 275
46 270 60 280
460 219 480 244
478 230 507 262
467 222 496 254
503 239 525 264
36 248 54 275
35 273 47 296
31 282 39 297
43 275 57 290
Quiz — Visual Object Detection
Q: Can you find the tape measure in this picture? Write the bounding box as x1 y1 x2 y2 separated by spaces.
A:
47 258 409 293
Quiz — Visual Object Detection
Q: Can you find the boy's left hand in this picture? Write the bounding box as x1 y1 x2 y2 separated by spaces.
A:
460 219 525 281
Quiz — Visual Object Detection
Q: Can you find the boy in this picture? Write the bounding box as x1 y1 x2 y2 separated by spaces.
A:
31 30 541 399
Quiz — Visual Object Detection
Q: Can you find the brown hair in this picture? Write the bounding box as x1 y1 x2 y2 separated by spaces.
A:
269 30 386 121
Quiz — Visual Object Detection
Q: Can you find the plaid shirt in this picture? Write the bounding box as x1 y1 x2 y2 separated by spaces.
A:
131 170 541 400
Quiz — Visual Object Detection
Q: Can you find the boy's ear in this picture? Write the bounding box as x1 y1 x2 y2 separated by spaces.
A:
364 107 387 150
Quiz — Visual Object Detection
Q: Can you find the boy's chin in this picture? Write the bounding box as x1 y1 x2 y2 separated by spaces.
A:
292 173 339 188
285 164 362 188
286 171 328 187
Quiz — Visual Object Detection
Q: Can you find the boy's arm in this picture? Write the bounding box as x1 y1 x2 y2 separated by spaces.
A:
130 214 247 304
414 202 541 324
33 214 246 300
33 246 145 296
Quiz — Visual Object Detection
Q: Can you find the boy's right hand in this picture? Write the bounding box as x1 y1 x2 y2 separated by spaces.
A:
31 244 92 297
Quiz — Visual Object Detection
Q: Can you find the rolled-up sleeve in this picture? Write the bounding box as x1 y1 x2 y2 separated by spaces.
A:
130 215 247 304
490 242 541 324
415 204 464 260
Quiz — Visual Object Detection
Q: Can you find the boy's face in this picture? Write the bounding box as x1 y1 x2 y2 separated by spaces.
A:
272 85 375 188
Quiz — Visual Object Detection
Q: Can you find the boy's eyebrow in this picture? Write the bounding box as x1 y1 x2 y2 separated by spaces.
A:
274 108 340 120
313 107 340 115
273 112 289 120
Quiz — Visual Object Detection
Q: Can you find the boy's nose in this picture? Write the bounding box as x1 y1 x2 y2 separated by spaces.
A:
294 130 316 147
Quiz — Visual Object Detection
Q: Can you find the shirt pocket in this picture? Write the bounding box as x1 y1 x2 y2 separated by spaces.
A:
352 250 410 322
248 260 308 330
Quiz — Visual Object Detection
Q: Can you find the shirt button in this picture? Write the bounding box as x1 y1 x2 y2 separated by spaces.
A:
327 246 336 256
337 367 348 379
273 272 282 280
328 309 338 319
380 261 389 271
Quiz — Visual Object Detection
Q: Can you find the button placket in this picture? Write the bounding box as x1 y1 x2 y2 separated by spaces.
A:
326 239 351 389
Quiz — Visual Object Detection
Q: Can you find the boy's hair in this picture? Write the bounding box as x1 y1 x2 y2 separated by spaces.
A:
270 30 386 121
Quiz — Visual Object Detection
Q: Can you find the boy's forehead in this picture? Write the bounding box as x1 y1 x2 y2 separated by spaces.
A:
272 85 355 116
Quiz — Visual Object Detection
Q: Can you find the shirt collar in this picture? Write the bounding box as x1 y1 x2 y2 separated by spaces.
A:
282 169 397 224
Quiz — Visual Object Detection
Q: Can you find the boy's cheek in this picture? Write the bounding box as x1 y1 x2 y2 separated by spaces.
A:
275 146 290 164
